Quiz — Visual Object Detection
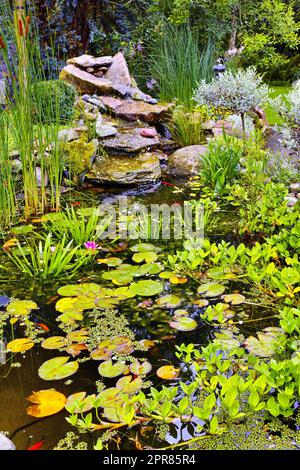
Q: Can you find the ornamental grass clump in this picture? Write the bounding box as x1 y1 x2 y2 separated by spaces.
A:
194 68 270 139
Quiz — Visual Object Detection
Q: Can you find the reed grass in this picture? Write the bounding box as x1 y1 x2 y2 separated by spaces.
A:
148 24 215 109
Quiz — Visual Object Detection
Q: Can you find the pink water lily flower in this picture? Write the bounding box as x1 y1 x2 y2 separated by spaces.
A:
84 241 99 250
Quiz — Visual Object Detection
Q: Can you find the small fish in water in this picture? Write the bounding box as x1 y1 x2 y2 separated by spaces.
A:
36 323 49 332
161 181 175 187
71 201 81 207
27 440 44 451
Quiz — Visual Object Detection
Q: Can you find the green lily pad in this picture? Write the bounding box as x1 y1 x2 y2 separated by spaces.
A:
65 392 96 413
169 317 198 331
207 267 236 280
57 311 84 324
57 283 103 297
132 252 158 264
41 336 68 350
130 243 158 253
96 388 121 407
129 360 152 376
103 406 122 423
7 300 38 316
192 299 209 307
38 356 79 380
127 280 164 297
98 359 127 378
173 309 189 318
223 294 246 305
244 328 284 357
116 376 143 394
197 283 225 298
156 294 182 308
97 257 123 267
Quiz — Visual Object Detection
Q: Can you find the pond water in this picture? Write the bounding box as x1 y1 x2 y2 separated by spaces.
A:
0 180 276 450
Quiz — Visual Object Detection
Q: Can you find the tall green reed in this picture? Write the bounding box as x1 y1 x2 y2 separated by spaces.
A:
148 24 215 109
0 110 17 231
0 1 65 219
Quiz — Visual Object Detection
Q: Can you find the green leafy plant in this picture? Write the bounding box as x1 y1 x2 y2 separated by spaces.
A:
42 206 112 245
168 105 208 146
200 134 244 194
6 233 93 279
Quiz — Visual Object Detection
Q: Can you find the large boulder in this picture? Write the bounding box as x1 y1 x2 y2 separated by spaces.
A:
101 127 160 154
106 52 131 87
168 145 208 177
99 96 173 124
87 152 161 185
60 65 114 95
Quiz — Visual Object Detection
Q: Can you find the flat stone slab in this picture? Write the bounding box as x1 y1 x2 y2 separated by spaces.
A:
88 152 161 185
99 96 173 124
101 127 160 154
67 55 113 68
60 65 114 95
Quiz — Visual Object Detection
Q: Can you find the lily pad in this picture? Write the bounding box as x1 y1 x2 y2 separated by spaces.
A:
169 317 198 332
65 392 96 413
98 359 127 378
197 283 225 298
96 388 121 407
7 300 38 316
67 329 89 343
26 389 66 418
223 293 246 305
156 294 182 308
157 365 179 380
57 283 102 297
244 328 284 357
41 336 68 350
127 280 164 297
7 338 34 353
130 243 158 253
57 311 84 324
132 251 158 264
192 299 209 307
96 257 123 267
129 360 152 376
207 267 236 280
116 376 143 394
38 356 79 381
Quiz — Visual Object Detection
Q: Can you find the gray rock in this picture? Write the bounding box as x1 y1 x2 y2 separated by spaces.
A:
0 433 16 450
67 55 113 68
99 96 173 124
60 65 114 95
88 152 161 185
106 52 131 87
97 125 118 138
82 94 107 111
290 183 300 192
168 145 208 177
0 80 5 105
102 127 160 154
58 129 79 142
285 196 298 207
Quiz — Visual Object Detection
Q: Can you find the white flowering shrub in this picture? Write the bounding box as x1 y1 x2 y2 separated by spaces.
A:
194 68 269 136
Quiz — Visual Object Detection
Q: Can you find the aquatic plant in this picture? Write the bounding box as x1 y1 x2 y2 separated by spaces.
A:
5 232 93 279
168 106 208 147
42 206 111 245
200 134 244 195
